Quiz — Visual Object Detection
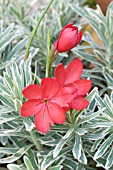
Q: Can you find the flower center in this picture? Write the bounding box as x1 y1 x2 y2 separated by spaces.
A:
44 99 48 103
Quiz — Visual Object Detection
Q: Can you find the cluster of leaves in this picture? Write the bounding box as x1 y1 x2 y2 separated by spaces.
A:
0 0 113 170
0 0 93 77
0 0 82 76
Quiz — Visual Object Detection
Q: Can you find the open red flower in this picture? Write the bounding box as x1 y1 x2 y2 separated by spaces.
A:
20 78 71 134
54 59 92 110
54 23 82 53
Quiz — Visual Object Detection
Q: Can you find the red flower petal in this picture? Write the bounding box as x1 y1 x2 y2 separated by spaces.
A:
41 78 59 99
20 99 43 117
75 79 92 96
54 63 66 86
48 102 66 124
22 84 42 99
54 40 58 52
63 106 71 112
72 25 78 32
70 96 89 110
34 105 54 134
65 59 83 84
58 22 74 39
57 23 82 53
78 31 82 43
51 87 71 107
58 28 78 52
65 84 78 94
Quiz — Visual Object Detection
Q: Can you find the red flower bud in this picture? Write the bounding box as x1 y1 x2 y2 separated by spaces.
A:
54 23 82 53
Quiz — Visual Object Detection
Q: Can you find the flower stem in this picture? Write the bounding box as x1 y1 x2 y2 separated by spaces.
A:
46 47 54 78
25 0 55 61
46 50 59 77
51 50 59 65
30 131 42 151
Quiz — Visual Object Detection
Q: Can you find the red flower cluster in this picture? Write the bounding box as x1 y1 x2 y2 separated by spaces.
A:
21 78 71 134
20 59 91 134
54 23 82 53
55 59 92 111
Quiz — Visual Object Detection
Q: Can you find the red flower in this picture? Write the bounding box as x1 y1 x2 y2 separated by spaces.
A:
54 59 92 110
54 23 82 53
20 78 71 134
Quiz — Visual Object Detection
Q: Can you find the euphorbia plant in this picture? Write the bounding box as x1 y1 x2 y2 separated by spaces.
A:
1 1 113 169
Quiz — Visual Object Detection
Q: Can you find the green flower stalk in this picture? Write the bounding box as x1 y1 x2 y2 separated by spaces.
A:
25 0 55 61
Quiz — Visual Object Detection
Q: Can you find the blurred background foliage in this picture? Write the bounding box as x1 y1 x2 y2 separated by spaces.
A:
0 0 96 78
1 0 113 170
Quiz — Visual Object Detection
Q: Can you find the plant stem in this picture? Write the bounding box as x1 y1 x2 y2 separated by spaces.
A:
50 50 59 66
30 131 42 151
46 48 54 78
46 50 59 77
25 0 55 61
74 111 81 124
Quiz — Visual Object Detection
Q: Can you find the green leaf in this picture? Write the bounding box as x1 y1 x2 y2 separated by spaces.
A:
48 165 63 170
86 87 98 102
24 54 34 85
7 164 23 170
5 38 27 61
94 50 106 63
27 149 40 170
0 136 8 146
96 94 113 119
0 32 16 52
71 4 108 48
40 151 55 170
110 91 113 103
14 99 22 111
0 105 15 114
63 158 77 170
0 23 14 40
106 2 113 34
78 108 104 126
70 5 100 32
23 118 34 132
24 156 35 170
79 148 87 165
103 68 113 85
75 128 87 136
0 144 33 163
105 147 113 169
0 95 14 108
94 134 113 160
0 147 18 154
104 94 113 112
72 49 103 67
0 82 12 95
0 129 29 138
83 121 113 129
84 132 106 140
91 139 103 152
53 128 74 158
85 149 106 168
12 62 23 100
41 146 72 170
72 134 82 161
4 72 15 90
0 116 19 125
10 5 20 19
0 58 15 70
99 24 108 47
